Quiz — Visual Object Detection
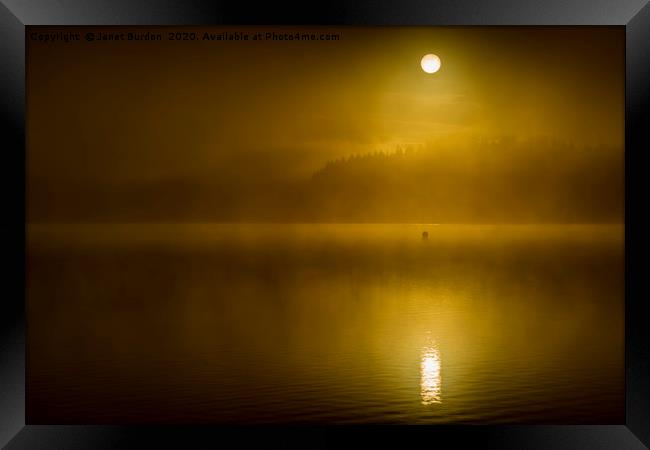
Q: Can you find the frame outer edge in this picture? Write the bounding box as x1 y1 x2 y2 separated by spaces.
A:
626 1 650 447
0 0 648 448
0 1 26 448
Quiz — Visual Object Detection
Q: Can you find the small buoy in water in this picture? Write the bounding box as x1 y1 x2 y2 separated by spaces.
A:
422 231 429 240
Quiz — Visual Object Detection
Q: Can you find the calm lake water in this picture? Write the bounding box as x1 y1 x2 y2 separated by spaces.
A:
27 224 624 424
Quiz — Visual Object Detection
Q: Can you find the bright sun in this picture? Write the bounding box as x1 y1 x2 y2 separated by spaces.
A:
421 54 441 74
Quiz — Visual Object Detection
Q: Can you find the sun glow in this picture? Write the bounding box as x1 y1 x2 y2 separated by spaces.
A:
421 54 441 74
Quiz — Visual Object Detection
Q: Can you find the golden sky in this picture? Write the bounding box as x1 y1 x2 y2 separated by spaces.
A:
27 26 624 222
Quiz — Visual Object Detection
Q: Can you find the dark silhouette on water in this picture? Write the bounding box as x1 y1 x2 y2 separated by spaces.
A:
422 231 429 240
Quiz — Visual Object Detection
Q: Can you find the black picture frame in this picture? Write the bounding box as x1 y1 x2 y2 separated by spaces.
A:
1 1 649 448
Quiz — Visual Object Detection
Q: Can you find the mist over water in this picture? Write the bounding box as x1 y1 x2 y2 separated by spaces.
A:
27 223 624 424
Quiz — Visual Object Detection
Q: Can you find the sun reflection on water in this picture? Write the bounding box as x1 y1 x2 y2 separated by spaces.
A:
420 344 442 405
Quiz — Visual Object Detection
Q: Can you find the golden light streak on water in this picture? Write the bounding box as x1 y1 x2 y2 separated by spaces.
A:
420 344 442 405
